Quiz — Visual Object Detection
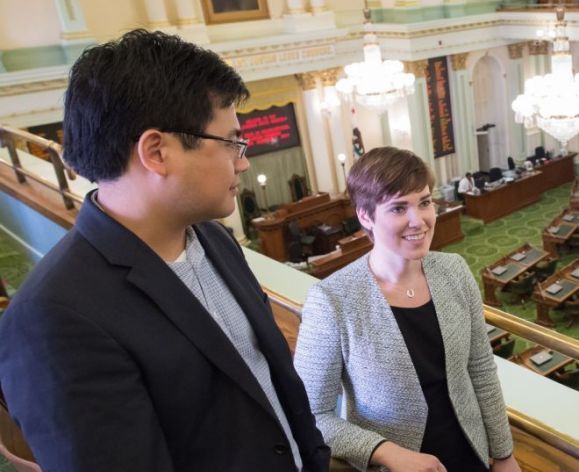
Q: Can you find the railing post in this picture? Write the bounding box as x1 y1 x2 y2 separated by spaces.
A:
46 143 75 210
0 130 26 184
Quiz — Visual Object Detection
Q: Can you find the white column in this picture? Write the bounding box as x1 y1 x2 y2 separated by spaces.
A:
507 43 526 162
406 60 435 170
287 0 307 14
53 0 94 63
174 0 209 43
296 72 339 195
526 40 550 153
310 0 327 14
283 0 335 33
448 53 478 175
144 0 175 31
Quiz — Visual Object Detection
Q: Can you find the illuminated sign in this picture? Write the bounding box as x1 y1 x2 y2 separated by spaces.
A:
238 103 301 157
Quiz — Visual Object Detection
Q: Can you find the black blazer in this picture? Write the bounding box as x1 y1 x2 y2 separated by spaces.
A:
0 193 329 472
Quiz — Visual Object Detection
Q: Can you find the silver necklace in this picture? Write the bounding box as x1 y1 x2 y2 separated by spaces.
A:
406 289 415 298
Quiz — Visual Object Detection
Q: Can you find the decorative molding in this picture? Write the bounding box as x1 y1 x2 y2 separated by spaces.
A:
295 72 318 90
528 40 550 56
177 17 198 27
60 30 91 41
507 42 525 60
319 67 341 87
450 53 468 71
0 78 68 97
405 60 428 78
148 20 172 29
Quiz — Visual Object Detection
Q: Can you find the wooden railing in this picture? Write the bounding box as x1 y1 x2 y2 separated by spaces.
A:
0 124 82 210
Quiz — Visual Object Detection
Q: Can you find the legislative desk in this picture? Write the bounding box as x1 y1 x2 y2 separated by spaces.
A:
542 209 579 257
532 152 576 194
309 230 372 279
431 201 463 250
464 171 542 223
515 346 574 378
252 193 355 262
481 244 549 307
532 259 579 327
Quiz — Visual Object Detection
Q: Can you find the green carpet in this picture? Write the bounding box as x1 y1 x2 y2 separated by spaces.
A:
440 181 578 342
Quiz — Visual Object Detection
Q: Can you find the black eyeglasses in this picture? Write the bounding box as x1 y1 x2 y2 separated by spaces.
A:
160 128 248 160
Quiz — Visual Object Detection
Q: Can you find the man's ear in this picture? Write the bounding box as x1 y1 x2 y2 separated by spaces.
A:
356 207 373 232
135 129 168 177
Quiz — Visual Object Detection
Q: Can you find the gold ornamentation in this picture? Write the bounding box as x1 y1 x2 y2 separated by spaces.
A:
295 72 318 91
148 20 172 29
450 53 468 71
0 79 69 97
319 67 341 87
177 17 198 27
60 30 91 41
507 43 524 60
405 60 428 79
528 40 550 56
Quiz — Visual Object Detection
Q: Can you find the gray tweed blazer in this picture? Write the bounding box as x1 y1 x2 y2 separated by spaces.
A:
294 251 513 471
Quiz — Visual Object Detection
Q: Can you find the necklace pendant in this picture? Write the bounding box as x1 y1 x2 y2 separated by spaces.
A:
406 288 415 298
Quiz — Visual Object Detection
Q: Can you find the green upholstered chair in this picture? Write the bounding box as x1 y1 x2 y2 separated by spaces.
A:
493 338 516 360
534 257 558 282
504 271 536 306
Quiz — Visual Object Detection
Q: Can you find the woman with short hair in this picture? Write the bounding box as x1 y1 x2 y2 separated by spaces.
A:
295 147 520 472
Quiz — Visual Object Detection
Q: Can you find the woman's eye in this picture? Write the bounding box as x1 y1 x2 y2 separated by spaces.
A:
420 200 432 207
391 206 405 214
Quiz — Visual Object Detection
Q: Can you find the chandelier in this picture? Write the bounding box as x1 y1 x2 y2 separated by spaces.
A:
335 1 415 115
512 5 579 154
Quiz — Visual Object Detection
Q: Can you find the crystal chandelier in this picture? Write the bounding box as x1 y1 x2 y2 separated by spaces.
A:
335 1 415 115
512 5 579 154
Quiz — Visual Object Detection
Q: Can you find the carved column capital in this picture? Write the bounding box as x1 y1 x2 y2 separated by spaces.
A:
528 40 550 56
450 53 468 71
319 67 342 87
405 60 428 79
507 43 525 60
295 72 318 90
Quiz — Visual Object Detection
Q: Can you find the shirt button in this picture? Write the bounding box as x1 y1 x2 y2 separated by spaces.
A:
273 444 288 455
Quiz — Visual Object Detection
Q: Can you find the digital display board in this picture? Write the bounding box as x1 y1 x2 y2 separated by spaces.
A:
238 103 301 157
426 56 455 158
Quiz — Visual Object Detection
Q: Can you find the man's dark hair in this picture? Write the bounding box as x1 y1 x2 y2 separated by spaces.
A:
466 172 472 178
63 29 249 182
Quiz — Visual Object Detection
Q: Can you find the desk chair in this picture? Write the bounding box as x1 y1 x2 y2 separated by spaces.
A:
288 174 310 202
534 257 558 282
287 220 316 262
342 216 361 236
489 167 503 183
493 338 515 360
239 188 261 239
507 157 516 170
504 271 535 306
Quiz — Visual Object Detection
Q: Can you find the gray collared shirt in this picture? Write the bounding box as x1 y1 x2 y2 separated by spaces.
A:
167 228 302 470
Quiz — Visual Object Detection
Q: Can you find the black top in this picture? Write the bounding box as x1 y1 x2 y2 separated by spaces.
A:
390 300 488 472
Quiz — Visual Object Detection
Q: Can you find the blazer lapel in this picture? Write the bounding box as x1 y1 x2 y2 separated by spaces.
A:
75 195 277 420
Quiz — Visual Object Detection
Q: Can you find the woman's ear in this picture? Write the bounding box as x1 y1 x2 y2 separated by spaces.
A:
135 129 168 177
356 207 373 232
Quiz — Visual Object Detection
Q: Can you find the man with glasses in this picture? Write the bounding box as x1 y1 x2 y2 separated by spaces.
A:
0 30 329 472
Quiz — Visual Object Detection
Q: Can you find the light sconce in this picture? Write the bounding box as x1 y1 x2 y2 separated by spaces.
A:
337 153 348 196
257 174 271 218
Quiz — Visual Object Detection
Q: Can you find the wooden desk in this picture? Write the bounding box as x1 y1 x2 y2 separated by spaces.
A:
533 153 576 194
310 231 373 279
542 209 579 257
487 324 509 346
481 244 549 306
517 346 574 377
253 193 355 262
532 260 579 327
464 171 542 223
431 201 464 250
